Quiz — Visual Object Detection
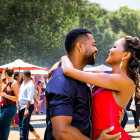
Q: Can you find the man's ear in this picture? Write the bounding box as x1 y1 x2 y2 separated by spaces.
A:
76 42 84 53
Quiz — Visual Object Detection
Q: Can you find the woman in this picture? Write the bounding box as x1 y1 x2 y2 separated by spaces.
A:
37 80 43 114
0 67 19 140
11 71 22 128
51 36 140 139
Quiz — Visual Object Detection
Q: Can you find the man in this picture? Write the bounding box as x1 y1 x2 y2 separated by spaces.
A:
18 70 35 140
45 29 121 140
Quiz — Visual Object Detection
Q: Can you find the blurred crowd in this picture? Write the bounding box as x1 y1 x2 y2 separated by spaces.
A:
0 67 47 140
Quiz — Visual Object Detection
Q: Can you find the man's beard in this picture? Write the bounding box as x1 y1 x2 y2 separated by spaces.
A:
86 54 95 65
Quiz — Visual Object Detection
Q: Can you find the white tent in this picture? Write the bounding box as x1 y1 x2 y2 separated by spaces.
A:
84 64 112 72
30 70 48 75
0 59 46 71
0 59 49 75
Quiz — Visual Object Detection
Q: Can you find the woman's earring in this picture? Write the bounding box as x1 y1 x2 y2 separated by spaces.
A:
80 50 82 53
120 59 123 69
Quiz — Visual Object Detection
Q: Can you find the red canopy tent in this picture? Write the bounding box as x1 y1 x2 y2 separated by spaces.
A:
0 59 49 74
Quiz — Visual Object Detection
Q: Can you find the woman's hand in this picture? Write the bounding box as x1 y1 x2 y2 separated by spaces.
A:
119 109 124 124
61 56 74 74
1 92 7 98
47 61 61 80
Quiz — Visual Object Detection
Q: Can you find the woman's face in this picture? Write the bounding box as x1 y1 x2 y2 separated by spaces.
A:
106 38 125 66
17 73 21 82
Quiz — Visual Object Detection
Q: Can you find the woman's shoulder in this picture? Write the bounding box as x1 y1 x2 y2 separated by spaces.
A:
11 80 19 88
122 75 135 93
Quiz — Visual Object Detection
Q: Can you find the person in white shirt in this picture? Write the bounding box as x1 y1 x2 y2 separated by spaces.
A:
18 70 35 140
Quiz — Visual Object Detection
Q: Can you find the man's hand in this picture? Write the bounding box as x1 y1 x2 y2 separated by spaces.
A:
24 109 29 117
97 126 121 140
119 109 124 124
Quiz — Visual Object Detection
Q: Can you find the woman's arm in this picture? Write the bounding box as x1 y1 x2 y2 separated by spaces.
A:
1 69 6 80
61 56 134 92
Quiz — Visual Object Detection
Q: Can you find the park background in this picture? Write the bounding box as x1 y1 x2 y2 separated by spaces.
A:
0 0 140 139
0 0 140 68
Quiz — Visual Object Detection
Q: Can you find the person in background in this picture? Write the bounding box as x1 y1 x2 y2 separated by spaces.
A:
135 68 140 131
37 80 42 114
40 80 46 114
11 71 21 128
0 72 2 114
18 70 35 140
0 67 19 140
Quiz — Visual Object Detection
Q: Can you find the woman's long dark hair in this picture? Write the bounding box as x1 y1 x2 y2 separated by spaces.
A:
5 67 14 77
124 36 140 84
14 72 19 80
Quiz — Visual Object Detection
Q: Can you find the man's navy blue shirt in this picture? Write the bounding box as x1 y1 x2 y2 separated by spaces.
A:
46 67 91 140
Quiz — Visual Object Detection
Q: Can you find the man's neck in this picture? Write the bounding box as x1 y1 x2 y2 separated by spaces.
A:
68 55 85 71
24 78 31 84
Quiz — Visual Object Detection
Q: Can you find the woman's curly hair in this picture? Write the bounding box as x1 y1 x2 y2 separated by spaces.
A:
124 36 140 84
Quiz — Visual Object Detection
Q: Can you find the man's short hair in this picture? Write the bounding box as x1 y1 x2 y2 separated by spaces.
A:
65 28 92 54
23 70 31 78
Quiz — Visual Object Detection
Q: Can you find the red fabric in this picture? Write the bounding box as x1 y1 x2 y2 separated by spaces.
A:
2 82 16 106
92 88 131 140
15 113 19 124
0 97 2 106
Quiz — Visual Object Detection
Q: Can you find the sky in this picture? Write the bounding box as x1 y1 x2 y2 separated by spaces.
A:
89 0 140 11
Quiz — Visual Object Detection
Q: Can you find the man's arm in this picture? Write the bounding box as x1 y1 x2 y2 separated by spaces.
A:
51 116 90 140
24 100 30 117
24 84 35 117
51 116 121 140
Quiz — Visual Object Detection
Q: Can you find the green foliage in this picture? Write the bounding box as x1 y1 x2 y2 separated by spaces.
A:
0 1 139 67
0 0 86 66
110 7 140 37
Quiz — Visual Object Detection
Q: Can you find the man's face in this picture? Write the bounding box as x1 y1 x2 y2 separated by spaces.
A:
82 34 98 65
23 74 26 80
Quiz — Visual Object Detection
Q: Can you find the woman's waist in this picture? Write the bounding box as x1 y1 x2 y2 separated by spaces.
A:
1 104 16 109
92 114 121 130
93 125 123 134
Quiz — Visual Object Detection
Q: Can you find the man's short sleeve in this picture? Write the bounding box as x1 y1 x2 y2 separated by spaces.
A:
27 83 35 101
47 76 76 118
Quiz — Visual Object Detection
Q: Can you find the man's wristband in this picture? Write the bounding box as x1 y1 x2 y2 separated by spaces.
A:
25 108 29 112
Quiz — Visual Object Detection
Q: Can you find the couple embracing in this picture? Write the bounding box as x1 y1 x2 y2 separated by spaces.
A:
45 29 140 140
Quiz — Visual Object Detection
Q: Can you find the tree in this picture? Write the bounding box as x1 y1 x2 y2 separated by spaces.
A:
109 7 140 38
0 0 87 66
